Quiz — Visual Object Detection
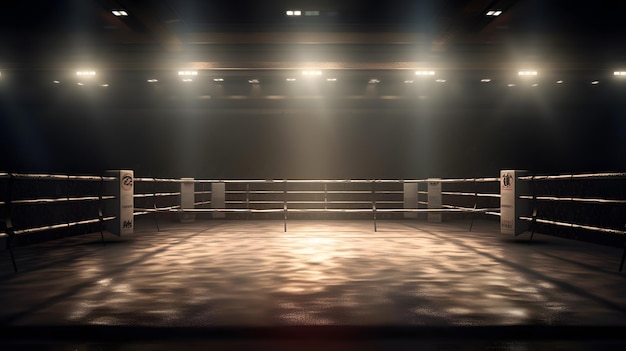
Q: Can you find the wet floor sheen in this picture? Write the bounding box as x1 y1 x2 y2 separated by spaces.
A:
1 219 626 328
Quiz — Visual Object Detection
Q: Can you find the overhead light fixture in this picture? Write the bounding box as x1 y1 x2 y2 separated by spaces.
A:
213 78 224 82
286 78 296 82
404 80 414 84
77 82 84 86
286 10 301 16
613 71 626 76
302 70 322 76
507 83 516 87
556 80 564 84
518 71 538 76
53 80 60 84
99 83 109 87
415 71 435 76
248 79 260 84
486 10 502 16
147 79 158 83
76 71 96 76
435 79 446 83
368 79 380 84
178 71 198 76
591 80 599 85
326 78 337 82
531 83 539 87
112 10 128 17
480 78 491 83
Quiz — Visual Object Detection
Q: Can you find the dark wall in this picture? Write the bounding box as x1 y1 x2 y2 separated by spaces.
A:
2 78 626 179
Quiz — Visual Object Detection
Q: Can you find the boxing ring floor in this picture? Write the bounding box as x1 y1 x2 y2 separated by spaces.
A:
1 219 626 348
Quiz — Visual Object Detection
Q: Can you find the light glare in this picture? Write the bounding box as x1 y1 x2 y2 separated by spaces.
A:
248 79 260 84
415 71 435 76
76 71 96 76
302 70 322 76
518 71 538 76
368 79 380 84
213 78 224 82
480 79 491 83
613 71 626 76
178 71 198 76
147 79 158 83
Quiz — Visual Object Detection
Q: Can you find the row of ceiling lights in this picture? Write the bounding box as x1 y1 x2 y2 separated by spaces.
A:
1 70 621 87
64 69 626 84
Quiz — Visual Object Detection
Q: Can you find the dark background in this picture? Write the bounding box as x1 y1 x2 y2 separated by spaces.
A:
2 72 625 179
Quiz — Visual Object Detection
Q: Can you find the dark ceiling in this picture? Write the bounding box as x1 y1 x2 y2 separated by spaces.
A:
2 0 626 73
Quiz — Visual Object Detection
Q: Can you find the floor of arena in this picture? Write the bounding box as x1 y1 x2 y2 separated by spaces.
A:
1 219 626 349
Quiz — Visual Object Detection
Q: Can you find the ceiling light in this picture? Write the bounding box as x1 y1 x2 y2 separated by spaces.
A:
507 83 516 87
76 71 96 76
112 10 128 17
591 80 599 85
415 71 435 76
486 10 502 16
302 70 322 76
286 78 296 82
77 82 84 86
213 78 224 82
53 80 60 84
518 71 538 76
404 80 414 84
178 71 198 76
326 78 337 82
368 79 380 84
286 10 301 16
556 80 564 84
147 79 158 83
435 79 446 83
248 79 260 84
99 83 109 87
613 71 626 76
531 83 539 87
480 78 491 83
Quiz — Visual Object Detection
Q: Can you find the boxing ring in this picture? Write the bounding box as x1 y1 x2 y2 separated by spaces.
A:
2 170 626 273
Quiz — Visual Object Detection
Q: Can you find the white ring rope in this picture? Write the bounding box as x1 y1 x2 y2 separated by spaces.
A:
166 207 498 214
519 195 626 204
13 216 116 235
520 216 626 235
520 172 626 181
12 195 116 205
9 173 116 181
